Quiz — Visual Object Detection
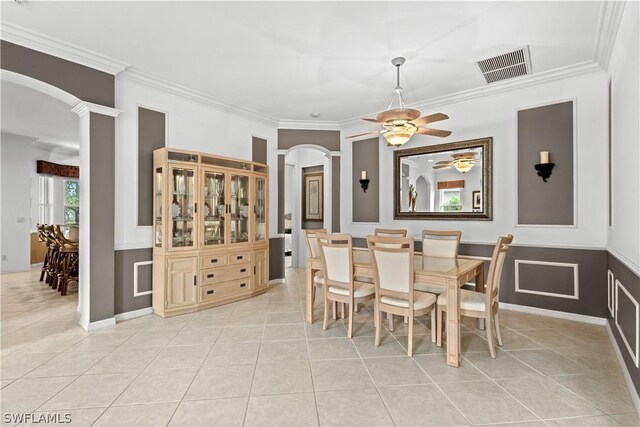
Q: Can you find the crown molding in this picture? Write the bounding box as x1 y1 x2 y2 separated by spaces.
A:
594 0 626 70
277 119 341 131
72 101 122 118
119 69 278 127
340 61 605 128
0 22 130 75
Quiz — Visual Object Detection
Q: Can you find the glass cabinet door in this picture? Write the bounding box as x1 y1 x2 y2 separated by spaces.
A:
170 165 196 250
154 167 163 247
202 170 226 246
254 176 266 242
230 173 250 244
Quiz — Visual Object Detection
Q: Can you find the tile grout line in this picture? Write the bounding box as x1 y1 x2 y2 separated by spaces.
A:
300 273 321 427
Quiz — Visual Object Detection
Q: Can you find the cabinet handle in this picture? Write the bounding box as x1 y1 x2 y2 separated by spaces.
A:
237 255 243 260
194 203 197 213
240 268 246 273
254 266 256 275
207 289 214 295
193 276 197 286
207 273 214 278
210 258 218 263
240 283 247 288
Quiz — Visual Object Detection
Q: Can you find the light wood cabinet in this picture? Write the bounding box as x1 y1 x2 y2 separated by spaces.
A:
153 148 269 317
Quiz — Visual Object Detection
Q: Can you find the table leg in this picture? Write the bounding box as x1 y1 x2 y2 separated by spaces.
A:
475 265 485 331
446 278 461 367
305 265 315 324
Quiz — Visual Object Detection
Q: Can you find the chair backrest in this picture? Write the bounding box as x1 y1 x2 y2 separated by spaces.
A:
485 235 513 306
303 228 327 258
366 235 414 304
422 230 461 258
374 228 408 238
317 233 353 291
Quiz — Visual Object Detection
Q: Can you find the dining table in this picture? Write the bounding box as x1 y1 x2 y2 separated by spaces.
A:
305 247 484 367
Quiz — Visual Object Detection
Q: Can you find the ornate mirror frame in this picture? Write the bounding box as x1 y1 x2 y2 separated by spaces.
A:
393 137 493 220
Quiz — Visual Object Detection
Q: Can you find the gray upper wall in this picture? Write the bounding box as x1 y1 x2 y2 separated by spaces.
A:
517 101 574 225
138 107 166 226
352 137 380 223
252 136 267 165
1 41 115 107
277 129 340 151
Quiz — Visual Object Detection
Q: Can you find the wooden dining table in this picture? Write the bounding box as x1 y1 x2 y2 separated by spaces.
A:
305 247 484 367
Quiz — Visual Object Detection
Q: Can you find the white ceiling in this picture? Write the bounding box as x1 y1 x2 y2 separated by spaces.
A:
1 80 79 152
1 1 603 121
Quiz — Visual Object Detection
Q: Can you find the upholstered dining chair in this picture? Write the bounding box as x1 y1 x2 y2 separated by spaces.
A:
414 230 462 295
374 228 408 237
367 235 437 356
317 233 375 338
436 234 513 358
304 228 327 303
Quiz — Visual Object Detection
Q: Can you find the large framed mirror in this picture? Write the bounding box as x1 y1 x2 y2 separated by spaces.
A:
393 137 492 220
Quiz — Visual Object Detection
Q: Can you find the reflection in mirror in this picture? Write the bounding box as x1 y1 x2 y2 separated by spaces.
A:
393 138 492 220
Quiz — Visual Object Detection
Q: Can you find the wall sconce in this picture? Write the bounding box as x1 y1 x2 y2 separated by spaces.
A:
534 151 555 182
359 170 370 193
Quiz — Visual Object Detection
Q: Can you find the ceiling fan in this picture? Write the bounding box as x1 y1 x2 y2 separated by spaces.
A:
433 152 479 173
348 57 451 146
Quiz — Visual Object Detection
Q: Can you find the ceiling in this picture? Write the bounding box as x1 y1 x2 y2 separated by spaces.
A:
1 1 603 122
1 80 79 152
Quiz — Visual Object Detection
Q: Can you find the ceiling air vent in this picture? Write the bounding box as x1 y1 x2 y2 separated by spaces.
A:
476 46 531 84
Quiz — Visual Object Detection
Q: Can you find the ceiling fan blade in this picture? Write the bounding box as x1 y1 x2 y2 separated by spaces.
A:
416 128 452 138
347 131 381 139
432 164 451 169
412 113 449 126
452 151 478 159
435 161 453 165
362 118 383 124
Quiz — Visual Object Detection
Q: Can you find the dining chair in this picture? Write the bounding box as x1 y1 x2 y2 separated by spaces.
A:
374 228 408 237
367 235 437 356
436 234 513 358
414 230 462 295
317 233 375 338
304 228 327 303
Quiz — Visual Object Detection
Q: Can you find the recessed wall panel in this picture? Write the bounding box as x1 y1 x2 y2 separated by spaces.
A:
517 101 574 225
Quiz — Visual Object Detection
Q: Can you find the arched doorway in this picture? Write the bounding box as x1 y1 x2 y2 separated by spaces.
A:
415 175 431 212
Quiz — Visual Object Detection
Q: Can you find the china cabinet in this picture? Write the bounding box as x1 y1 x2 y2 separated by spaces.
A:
153 148 269 317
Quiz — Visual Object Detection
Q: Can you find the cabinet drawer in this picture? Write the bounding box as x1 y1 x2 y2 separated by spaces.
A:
200 279 250 303
228 252 251 265
200 254 228 269
201 263 251 285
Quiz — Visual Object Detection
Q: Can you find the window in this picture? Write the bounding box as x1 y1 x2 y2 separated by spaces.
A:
64 180 80 225
38 176 53 224
440 189 462 212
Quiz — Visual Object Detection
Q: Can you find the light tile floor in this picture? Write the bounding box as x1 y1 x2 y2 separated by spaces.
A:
1 267 638 426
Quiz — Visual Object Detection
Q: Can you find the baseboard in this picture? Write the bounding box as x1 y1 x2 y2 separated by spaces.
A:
606 322 640 413
269 278 286 285
114 307 154 322
30 262 44 268
499 302 607 326
79 316 116 331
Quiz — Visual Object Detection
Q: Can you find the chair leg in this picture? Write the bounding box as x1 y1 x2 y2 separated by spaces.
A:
354 303 359 313
404 316 408 324
436 305 443 347
431 308 437 343
388 312 394 332
375 305 382 347
486 315 497 358
332 301 337 320
407 314 414 357
347 302 354 339
323 297 329 331
494 312 503 346
312 285 316 304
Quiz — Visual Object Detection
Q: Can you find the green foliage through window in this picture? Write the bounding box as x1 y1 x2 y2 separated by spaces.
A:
64 181 80 225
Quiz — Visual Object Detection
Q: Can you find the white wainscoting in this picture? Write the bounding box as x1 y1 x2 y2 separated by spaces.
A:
133 260 153 297
608 269 615 317
615 279 639 367
514 259 579 300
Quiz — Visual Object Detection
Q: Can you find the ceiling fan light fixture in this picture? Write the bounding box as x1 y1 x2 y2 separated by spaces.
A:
453 160 474 173
383 129 415 146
